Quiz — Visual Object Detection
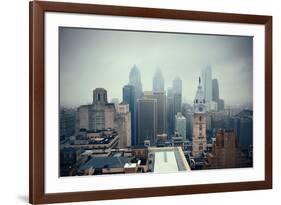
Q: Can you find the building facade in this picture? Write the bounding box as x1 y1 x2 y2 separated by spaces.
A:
115 103 131 148
167 87 175 137
231 109 253 151
153 69 164 92
123 84 137 146
137 96 157 145
201 65 212 103
172 77 182 115
60 108 76 141
129 65 143 99
145 91 167 135
205 129 252 169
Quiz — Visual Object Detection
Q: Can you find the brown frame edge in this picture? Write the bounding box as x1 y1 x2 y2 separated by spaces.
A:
29 1 272 204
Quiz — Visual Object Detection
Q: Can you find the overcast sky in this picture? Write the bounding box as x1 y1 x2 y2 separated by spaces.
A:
59 27 253 108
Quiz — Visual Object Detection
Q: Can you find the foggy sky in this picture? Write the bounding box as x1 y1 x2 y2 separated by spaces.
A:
59 27 253 108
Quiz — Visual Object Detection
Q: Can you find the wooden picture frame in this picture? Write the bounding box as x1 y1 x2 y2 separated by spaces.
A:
29 1 272 204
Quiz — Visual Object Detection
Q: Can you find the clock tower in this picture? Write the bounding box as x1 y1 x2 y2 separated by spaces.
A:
192 77 207 158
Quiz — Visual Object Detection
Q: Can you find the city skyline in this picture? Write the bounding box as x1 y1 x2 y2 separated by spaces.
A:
59 27 253 108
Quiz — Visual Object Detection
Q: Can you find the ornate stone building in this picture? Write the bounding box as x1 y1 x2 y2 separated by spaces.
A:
192 77 207 158
76 88 115 132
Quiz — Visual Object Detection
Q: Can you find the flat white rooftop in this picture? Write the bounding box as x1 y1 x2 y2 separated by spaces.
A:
149 147 191 173
154 151 179 173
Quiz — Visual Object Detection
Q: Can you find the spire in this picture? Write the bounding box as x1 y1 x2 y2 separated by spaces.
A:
194 76 205 113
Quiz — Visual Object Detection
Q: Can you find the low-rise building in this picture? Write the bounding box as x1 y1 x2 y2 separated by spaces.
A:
205 129 252 169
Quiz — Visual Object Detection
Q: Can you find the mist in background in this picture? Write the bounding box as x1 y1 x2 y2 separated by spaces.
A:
59 27 253 108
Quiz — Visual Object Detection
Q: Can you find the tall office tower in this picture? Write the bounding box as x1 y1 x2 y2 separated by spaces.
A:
175 112 187 140
192 77 207 158
123 85 137 146
115 103 131 148
129 64 143 99
201 65 213 103
172 77 182 115
212 79 219 102
173 93 182 116
146 91 167 135
137 96 157 145
153 69 165 92
167 87 175 137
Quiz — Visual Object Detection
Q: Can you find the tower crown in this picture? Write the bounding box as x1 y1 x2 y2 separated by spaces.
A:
194 77 206 113
93 88 108 105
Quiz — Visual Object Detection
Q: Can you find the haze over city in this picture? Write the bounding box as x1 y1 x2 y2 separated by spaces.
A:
59 27 253 108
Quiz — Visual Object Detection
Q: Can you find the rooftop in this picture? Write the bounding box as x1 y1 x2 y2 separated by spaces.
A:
78 157 129 172
148 147 190 173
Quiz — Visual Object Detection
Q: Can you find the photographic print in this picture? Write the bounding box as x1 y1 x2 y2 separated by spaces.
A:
59 27 253 177
30 2 272 203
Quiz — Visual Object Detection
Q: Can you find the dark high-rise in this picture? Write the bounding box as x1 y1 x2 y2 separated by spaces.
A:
129 65 143 99
212 79 219 103
172 77 182 115
153 69 164 92
137 97 157 145
123 85 137 146
146 91 167 135
167 87 174 137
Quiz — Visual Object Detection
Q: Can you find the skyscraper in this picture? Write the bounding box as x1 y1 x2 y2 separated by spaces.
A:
173 94 182 116
192 77 207 158
137 96 157 145
175 112 187 140
129 64 143 99
167 87 175 137
172 77 182 115
212 79 219 103
201 65 212 103
153 69 164 92
123 85 137 146
146 91 167 135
